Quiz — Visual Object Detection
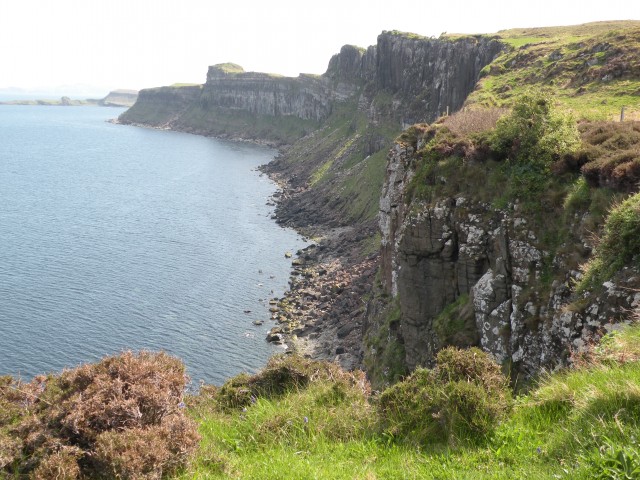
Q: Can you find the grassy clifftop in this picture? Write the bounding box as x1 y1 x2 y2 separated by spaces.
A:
464 21 640 120
179 322 640 479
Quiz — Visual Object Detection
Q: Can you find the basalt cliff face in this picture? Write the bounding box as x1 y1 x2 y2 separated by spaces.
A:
370 138 640 385
200 66 337 122
119 33 504 146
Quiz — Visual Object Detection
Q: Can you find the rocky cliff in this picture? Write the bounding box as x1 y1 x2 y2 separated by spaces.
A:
371 127 640 385
115 23 640 388
117 85 202 127
99 89 138 107
119 33 503 146
200 64 337 122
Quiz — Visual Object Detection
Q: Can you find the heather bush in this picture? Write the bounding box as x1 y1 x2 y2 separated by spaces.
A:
0 351 199 479
441 107 507 137
31 446 82 480
377 347 511 445
559 121 640 192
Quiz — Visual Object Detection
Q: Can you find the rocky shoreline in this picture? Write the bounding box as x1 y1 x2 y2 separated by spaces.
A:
259 169 379 372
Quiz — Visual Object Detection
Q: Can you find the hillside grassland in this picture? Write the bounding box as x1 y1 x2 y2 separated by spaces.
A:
463 21 640 121
180 322 640 479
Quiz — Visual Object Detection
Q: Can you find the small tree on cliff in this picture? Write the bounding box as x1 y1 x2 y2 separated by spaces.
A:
490 90 580 167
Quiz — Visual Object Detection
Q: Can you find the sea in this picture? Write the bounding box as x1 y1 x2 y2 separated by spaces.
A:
0 104 307 386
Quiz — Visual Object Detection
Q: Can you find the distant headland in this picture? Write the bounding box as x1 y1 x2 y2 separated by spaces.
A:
0 89 138 107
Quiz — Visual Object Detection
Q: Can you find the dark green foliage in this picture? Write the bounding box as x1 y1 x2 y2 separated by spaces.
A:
377 347 511 445
363 298 407 389
406 94 581 208
0 351 199 479
489 90 580 166
432 294 478 348
213 355 370 411
579 192 640 289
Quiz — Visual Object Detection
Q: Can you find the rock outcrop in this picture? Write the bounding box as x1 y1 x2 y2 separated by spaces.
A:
118 33 504 145
201 65 336 122
375 142 640 380
99 89 138 107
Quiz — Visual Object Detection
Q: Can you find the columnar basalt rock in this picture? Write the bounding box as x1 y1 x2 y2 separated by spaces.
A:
375 143 640 379
202 65 335 122
119 32 504 144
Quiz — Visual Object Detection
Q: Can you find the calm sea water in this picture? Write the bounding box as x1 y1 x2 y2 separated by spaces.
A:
0 105 306 385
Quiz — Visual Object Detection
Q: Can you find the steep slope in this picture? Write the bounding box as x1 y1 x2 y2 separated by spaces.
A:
118 22 640 387
468 21 640 120
364 22 640 387
366 103 640 387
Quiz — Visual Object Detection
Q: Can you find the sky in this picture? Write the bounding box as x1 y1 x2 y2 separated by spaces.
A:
1 0 639 95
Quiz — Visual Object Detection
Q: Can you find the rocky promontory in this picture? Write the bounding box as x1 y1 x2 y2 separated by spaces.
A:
118 32 504 146
0 89 138 107
116 22 640 390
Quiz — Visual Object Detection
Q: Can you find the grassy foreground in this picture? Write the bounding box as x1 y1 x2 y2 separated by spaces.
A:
179 321 640 480
2 322 639 479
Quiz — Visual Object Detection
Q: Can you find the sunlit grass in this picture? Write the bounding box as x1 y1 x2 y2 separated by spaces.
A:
175 324 640 479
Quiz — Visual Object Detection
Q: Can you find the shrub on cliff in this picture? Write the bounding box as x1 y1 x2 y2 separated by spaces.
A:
578 191 640 290
0 351 199 479
490 90 580 166
377 346 511 445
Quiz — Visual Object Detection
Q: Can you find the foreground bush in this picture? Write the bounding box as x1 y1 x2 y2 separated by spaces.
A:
377 346 511 445
0 351 199 479
489 90 580 166
209 354 370 411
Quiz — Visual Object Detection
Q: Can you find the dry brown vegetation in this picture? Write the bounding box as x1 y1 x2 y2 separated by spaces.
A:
440 107 508 137
574 121 640 192
0 351 199 479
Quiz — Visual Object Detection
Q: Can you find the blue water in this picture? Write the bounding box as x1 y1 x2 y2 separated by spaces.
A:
0 105 306 385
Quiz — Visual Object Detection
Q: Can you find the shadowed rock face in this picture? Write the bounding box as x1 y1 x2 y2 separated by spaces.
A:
118 86 202 127
119 32 504 143
377 143 640 378
372 34 503 124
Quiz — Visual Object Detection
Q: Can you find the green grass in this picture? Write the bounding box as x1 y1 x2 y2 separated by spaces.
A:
363 296 407 389
178 104 320 146
467 21 640 120
498 36 549 48
272 95 401 225
175 324 640 479
212 63 245 74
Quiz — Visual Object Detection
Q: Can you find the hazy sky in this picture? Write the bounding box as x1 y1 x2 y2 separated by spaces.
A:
1 0 638 94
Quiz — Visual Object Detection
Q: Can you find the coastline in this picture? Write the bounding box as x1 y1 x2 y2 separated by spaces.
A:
259 168 378 372
110 118 283 148
111 114 376 372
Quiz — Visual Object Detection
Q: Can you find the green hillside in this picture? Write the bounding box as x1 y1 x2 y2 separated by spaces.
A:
465 21 640 120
